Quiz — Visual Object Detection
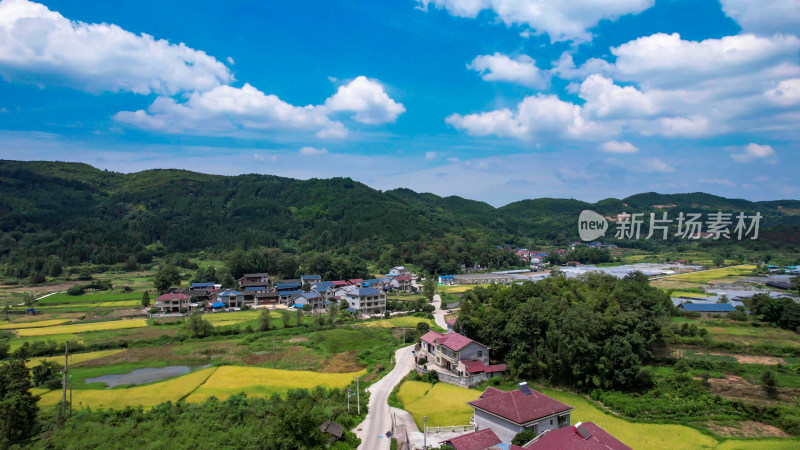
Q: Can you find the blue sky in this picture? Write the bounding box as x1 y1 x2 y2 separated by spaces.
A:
0 0 798 206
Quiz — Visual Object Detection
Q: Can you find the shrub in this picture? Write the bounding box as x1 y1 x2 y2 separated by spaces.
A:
512 430 537 446
149 307 159 315
635 367 655 388
67 285 86 296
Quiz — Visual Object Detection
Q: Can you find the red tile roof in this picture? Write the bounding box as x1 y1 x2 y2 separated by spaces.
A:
468 386 572 425
438 332 475 351
395 275 413 281
524 421 631 450
442 428 501 450
155 293 190 301
462 360 506 375
420 330 444 346
447 317 457 325
332 280 347 286
348 279 364 284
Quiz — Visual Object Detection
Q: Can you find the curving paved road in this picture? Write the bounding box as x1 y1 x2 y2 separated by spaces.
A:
431 293 447 330
354 344 416 450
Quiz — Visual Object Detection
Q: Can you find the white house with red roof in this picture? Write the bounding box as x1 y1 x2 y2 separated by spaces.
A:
467 383 573 444
418 330 506 386
154 293 191 313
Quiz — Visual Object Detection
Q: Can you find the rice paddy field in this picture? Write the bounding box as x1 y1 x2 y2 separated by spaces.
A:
26 350 125 369
184 366 366 402
396 380 800 449
15 319 148 337
37 292 143 306
365 316 435 328
437 284 490 293
0 319 72 329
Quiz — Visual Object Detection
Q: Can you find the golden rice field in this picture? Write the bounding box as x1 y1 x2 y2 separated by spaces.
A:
16 319 148 337
670 291 709 298
667 265 757 283
437 284 489 293
38 367 218 410
366 317 435 328
184 366 366 403
26 350 125 369
97 300 140 307
396 381 477 428
0 319 72 330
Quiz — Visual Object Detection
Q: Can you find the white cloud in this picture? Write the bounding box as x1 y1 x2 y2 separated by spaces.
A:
720 0 800 35
227 56 235 65
416 0 654 42
114 84 349 139
699 178 736 187
467 53 549 89
642 157 675 173
0 0 232 95
299 146 328 156
730 143 775 162
578 74 655 119
323 76 405 124
425 151 438 160
766 78 800 105
601 140 638 153
655 116 710 137
446 94 600 140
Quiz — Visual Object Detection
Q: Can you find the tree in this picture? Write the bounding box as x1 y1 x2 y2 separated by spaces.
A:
258 309 272 332
339 299 350 312
717 294 729 304
31 360 62 390
423 277 436 303
302 304 312 312
0 356 39 447
416 321 430 334
185 310 213 338
149 306 159 315
327 302 338 324
154 265 181 293
512 430 537 446
791 276 800 297
713 256 725 267
301 282 311 292
296 309 304 326
23 294 35 309
761 370 778 398
141 291 151 308
282 312 291 328
0 342 8 360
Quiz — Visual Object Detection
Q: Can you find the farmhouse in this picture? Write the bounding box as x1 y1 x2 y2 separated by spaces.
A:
300 274 321 285
154 293 191 313
678 302 735 317
467 383 573 444
389 266 410 276
294 291 325 312
344 287 386 315
238 273 271 287
439 275 455 285
418 330 506 384
441 428 502 450
395 275 413 291
525 421 631 449
214 289 244 309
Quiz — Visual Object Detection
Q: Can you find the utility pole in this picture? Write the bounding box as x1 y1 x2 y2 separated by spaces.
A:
356 376 360 416
62 341 68 404
423 416 427 449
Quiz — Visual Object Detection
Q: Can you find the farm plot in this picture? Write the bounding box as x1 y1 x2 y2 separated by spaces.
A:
396 381 477 428
184 366 366 402
365 316 435 328
26 350 126 369
0 319 72 330
16 319 148 337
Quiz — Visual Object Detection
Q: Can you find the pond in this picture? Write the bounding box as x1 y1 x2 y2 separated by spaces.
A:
85 364 212 388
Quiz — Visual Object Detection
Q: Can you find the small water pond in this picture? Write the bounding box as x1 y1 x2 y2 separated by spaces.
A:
85 364 212 388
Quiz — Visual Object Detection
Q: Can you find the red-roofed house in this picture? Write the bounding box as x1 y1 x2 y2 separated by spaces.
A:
154 293 191 313
468 383 573 444
394 275 413 291
446 317 457 332
347 278 364 285
332 280 348 287
441 428 502 450
418 331 505 386
524 421 631 450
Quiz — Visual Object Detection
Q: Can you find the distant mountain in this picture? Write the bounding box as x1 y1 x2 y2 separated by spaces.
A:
1 160 798 273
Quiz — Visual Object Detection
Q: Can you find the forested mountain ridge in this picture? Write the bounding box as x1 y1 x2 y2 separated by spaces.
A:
1 160 798 277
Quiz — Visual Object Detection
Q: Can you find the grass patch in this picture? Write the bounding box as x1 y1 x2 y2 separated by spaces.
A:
38 292 142 305
38 367 217 409
9 334 80 351
184 366 365 402
16 319 148 337
0 319 72 330
365 317 435 329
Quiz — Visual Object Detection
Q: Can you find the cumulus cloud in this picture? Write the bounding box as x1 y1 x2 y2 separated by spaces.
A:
730 143 776 162
446 94 600 140
0 0 232 95
425 151 438 160
766 78 800 105
467 53 549 89
299 146 328 156
323 76 405 124
601 140 638 153
416 0 654 42
114 84 349 139
720 0 800 35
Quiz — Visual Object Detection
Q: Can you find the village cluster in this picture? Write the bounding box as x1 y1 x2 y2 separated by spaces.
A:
149 266 416 315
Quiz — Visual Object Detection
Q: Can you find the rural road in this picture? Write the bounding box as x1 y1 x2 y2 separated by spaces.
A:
431 293 447 330
355 344 416 450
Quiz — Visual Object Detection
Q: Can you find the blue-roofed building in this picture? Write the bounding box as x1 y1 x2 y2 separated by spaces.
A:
191 282 217 289
678 302 736 317
215 289 244 309
313 281 335 291
439 275 454 285
276 281 302 291
278 290 303 301
294 291 325 311
301 275 321 284
344 287 386 316
244 286 268 291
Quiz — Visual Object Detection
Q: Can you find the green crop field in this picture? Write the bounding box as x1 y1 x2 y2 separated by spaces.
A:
37 292 143 305
16 319 148 337
366 317 435 329
396 381 477 428
9 334 81 351
184 366 366 402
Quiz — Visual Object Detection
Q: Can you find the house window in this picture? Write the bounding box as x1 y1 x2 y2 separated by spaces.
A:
477 351 482 357
550 419 553 426
558 415 568 427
